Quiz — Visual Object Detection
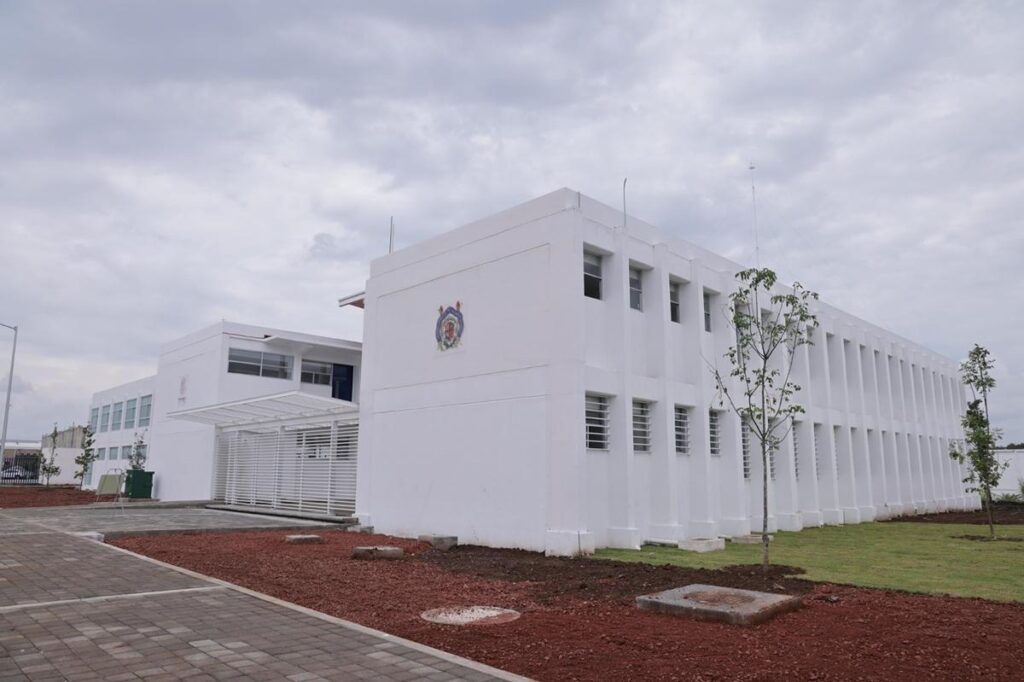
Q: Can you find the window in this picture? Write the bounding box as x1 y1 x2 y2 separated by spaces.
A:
674 405 690 455
111 402 123 431
228 348 294 380
138 395 152 427
703 292 713 332
137 444 147 462
585 394 610 450
669 282 681 323
122 446 132 460
124 398 137 429
301 360 332 386
769 445 777 481
99 405 110 433
583 251 602 300
89 408 99 432
97 447 105 460
741 421 751 479
629 268 643 311
632 400 651 452
709 410 721 456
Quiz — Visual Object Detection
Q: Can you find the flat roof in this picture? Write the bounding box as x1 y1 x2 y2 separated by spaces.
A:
167 390 358 432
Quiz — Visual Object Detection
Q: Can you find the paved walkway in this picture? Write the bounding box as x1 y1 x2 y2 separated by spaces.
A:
0 509 526 682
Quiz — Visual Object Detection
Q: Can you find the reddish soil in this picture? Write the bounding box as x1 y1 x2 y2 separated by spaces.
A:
886 502 1024 525
112 530 1024 681
0 485 111 508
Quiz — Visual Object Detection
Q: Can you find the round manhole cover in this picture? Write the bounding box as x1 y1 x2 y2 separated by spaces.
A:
688 590 757 606
420 606 521 626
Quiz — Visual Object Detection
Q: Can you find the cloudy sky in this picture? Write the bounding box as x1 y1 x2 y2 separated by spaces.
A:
1 1 1022 442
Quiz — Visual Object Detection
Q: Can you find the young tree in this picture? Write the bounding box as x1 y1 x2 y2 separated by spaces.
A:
711 267 819 569
74 425 97 486
128 431 147 471
951 344 1005 538
39 423 62 486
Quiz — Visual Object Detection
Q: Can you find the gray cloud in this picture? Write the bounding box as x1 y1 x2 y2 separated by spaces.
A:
0 1 1021 441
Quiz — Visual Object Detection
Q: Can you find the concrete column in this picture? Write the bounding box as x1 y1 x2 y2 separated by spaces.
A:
685 270 718 540
812 328 842 524
646 246 683 543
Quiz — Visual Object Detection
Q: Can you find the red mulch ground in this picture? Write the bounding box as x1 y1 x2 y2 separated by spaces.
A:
111 530 1024 681
886 502 1024 525
0 485 111 508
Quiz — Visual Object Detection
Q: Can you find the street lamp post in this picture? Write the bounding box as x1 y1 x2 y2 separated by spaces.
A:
0 323 18 467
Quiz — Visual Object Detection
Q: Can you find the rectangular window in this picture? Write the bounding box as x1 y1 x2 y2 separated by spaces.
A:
629 268 643 311
228 348 294 380
741 421 751 479
674 405 690 455
124 398 137 429
99 405 110 433
632 400 651 452
111 402 123 431
227 348 262 376
138 395 153 427
97 447 105 460
260 352 293 379
89 408 99 432
669 281 681 323
301 360 333 385
583 251 602 300
709 410 721 456
703 292 713 332
122 446 132 460
585 394 610 450
769 445 777 481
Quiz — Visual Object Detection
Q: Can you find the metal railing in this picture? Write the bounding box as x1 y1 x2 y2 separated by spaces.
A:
212 419 357 517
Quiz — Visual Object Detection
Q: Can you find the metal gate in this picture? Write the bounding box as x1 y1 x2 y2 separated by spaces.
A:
212 419 357 517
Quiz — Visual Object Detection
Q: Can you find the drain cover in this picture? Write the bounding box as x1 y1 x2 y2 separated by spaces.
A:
420 606 521 626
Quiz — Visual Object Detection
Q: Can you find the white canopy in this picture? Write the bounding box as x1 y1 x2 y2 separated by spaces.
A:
167 390 358 432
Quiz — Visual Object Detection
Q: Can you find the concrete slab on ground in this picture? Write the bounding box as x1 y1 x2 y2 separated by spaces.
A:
0 512 526 681
636 583 802 626
0 506 336 537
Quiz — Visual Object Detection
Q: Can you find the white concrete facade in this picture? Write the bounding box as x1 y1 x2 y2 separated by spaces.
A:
353 188 977 555
995 449 1024 496
86 321 362 501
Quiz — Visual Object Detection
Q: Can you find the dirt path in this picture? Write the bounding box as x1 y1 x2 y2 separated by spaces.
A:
112 529 1024 681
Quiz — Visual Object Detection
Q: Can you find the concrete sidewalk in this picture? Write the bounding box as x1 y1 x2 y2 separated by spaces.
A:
0 510 527 681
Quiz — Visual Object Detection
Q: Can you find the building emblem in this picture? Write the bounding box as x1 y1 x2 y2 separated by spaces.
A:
435 301 464 351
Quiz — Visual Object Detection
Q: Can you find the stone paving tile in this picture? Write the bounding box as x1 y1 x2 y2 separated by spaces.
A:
0 589 507 681
0 508 329 535
0 532 206 607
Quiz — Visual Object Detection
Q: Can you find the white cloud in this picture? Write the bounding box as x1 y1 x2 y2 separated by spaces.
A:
0 1 1021 440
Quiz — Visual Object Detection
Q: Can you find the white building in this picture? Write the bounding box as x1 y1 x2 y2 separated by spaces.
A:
347 188 977 556
86 321 361 512
995 449 1024 496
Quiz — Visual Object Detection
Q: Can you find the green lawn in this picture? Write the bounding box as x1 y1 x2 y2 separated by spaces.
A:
595 522 1024 603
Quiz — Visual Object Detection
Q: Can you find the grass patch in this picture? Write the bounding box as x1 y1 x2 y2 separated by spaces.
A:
595 522 1024 602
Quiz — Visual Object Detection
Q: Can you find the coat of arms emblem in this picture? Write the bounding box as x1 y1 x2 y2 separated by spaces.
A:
435 301 464 351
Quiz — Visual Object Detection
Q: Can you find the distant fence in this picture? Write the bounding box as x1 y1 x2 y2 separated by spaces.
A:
1 452 41 486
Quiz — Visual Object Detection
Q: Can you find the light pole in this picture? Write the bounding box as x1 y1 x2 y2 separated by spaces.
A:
0 323 17 467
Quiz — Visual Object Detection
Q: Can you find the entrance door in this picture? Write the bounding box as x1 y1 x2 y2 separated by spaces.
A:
331 364 354 401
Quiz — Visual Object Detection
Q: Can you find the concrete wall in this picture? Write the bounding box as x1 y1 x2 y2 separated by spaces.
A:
995 449 1024 496
355 188 976 555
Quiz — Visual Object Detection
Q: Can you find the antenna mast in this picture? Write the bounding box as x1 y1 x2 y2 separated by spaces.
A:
622 177 627 231
749 163 760 267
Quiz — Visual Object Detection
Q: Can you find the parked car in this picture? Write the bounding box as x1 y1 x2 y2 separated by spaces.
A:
1 465 32 480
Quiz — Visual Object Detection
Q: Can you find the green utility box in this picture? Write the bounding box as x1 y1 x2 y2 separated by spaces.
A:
124 470 154 499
